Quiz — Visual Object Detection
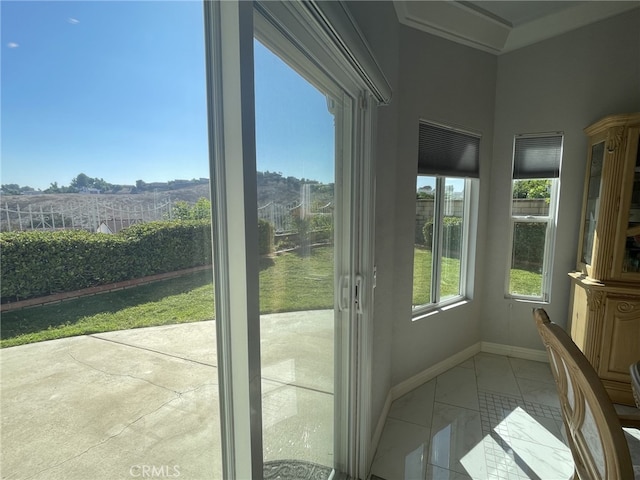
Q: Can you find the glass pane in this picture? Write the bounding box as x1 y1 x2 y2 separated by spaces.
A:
623 136 640 273
254 39 335 475
581 141 606 265
512 179 551 217
509 221 547 297
440 178 465 300
414 176 436 306
1 2 221 478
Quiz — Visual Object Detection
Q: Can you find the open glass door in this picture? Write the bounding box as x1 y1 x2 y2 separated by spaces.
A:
206 1 388 477
253 34 354 477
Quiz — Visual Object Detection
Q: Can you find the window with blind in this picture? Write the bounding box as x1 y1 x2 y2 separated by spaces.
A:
507 133 563 301
413 121 480 315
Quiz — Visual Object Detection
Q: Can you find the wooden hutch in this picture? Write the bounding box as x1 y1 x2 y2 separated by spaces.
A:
568 112 640 406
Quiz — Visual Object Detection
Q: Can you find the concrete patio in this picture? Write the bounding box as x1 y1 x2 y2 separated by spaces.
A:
0 310 334 480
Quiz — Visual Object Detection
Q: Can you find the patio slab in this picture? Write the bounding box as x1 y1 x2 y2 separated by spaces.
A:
1 311 334 480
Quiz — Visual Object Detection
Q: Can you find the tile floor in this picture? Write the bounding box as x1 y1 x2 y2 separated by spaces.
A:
370 352 575 480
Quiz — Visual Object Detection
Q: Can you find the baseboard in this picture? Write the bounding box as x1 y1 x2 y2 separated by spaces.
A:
390 342 482 400
369 340 549 474
480 341 549 363
368 390 392 478
369 342 481 471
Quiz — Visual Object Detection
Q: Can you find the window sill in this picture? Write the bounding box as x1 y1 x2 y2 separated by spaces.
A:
504 295 549 305
412 297 470 322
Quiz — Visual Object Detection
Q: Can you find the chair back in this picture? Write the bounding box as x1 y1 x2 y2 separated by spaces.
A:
533 308 634 479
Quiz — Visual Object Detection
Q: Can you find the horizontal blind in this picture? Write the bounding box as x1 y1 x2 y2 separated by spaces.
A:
513 134 563 179
418 122 480 178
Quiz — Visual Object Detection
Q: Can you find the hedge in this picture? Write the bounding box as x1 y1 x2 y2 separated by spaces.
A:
1 221 212 302
1 219 277 302
420 217 546 272
422 216 463 259
511 222 547 271
258 219 274 255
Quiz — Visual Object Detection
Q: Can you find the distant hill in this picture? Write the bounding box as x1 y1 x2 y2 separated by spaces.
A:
0 171 335 232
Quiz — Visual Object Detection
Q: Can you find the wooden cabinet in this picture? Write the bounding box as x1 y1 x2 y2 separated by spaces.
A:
569 112 640 406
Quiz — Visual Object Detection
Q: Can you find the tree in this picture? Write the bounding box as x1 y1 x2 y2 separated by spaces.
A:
512 179 551 199
71 173 91 190
45 182 61 193
171 197 211 220
416 191 434 199
191 197 212 220
1 184 22 195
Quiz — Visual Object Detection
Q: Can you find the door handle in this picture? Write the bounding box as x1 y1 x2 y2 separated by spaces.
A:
338 274 350 312
354 274 363 315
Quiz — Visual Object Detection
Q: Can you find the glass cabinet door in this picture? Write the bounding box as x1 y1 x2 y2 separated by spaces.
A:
581 141 606 266
623 134 640 273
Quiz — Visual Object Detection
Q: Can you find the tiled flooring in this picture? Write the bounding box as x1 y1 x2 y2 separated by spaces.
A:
370 353 575 480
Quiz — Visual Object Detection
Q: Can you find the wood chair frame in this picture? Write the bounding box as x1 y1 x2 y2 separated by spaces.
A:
533 308 636 479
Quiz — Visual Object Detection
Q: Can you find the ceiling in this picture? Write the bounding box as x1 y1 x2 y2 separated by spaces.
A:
394 1 640 55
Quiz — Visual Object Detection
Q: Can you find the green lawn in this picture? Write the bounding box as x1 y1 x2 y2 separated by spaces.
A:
1 245 542 348
413 246 543 305
413 246 461 305
1 247 334 348
1 271 216 348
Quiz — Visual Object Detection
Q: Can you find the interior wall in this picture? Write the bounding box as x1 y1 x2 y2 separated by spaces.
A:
390 26 496 385
482 9 640 349
347 2 640 463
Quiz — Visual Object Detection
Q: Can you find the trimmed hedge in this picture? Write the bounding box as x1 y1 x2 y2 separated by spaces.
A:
258 219 274 255
1 221 212 302
422 216 463 259
420 217 546 272
1 218 277 302
511 222 546 272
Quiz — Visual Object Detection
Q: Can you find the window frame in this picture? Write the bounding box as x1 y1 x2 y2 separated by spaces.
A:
412 174 475 317
505 133 563 303
206 1 387 478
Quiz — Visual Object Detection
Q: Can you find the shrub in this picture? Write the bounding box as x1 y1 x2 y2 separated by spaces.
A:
257 219 274 255
121 220 213 276
1 217 277 301
1 221 212 302
422 216 463 259
511 222 546 271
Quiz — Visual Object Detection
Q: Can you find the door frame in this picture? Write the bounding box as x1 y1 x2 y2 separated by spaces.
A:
204 1 381 477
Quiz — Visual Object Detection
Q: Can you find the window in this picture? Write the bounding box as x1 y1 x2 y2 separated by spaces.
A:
507 134 563 301
413 122 479 313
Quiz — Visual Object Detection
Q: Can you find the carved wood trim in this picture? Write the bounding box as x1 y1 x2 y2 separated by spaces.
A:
606 126 625 153
616 301 639 315
585 287 605 311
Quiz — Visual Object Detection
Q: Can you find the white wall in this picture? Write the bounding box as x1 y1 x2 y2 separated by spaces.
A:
347 2 640 463
347 0 497 432
390 26 496 385
482 8 640 349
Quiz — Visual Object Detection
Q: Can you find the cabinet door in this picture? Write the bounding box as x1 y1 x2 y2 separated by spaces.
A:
579 139 606 276
619 127 640 278
598 296 640 383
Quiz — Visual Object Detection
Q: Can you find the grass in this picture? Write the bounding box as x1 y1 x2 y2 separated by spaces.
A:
508 268 543 297
412 246 543 304
1 271 216 348
1 245 542 348
412 246 461 305
1 246 334 348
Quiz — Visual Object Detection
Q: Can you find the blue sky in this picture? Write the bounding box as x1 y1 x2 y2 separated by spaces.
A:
1 1 335 190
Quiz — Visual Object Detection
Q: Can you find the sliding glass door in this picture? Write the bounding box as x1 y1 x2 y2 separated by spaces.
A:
205 1 382 477
253 34 355 476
